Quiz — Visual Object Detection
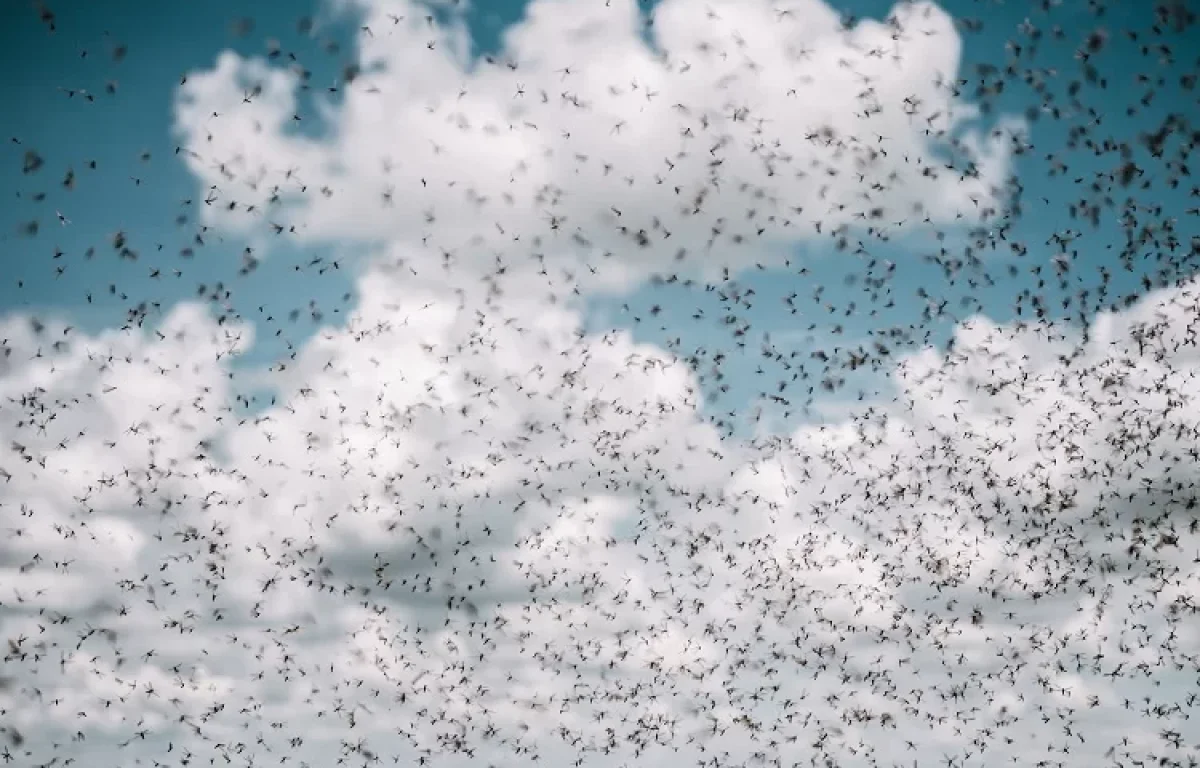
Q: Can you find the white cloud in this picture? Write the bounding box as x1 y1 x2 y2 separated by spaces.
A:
172 0 1023 291
3 257 1199 767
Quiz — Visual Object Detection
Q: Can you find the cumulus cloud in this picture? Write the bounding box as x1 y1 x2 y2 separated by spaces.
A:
172 0 1024 290
3 256 1200 768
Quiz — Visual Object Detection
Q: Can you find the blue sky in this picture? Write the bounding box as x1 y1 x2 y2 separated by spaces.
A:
2 0 1197 429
